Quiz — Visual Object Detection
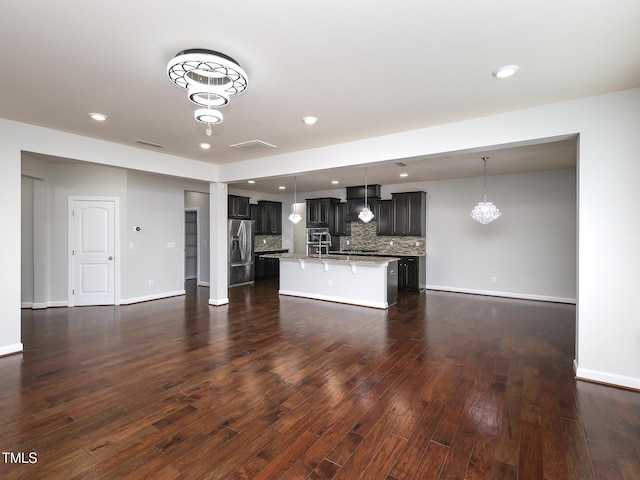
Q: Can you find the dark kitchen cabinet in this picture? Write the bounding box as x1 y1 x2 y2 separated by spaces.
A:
333 202 351 236
306 198 340 228
346 184 381 200
228 195 251 219
254 250 288 279
375 199 393 235
398 256 426 291
256 201 282 234
255 255 279 279
392 191 426 236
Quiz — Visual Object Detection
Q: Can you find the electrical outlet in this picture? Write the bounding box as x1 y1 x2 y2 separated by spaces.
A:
390 241 394 246
328 280 333 287
491 276 497 283
149 280 154 286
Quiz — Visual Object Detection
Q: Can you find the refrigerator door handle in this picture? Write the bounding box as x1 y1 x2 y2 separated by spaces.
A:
239 221 246 263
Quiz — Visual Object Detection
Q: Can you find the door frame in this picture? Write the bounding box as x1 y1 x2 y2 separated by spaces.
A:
68 196 121 307
184 207 200 283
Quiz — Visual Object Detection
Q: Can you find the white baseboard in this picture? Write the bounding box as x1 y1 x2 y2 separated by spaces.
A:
0 343 24 356
22 301 69 309
198 281 210 287
209 297 229 306
425 285 576 304
573 359 640 391
119 290 185 305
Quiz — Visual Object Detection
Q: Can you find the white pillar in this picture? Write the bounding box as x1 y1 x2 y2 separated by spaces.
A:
209 182 229 305
0 144 23 355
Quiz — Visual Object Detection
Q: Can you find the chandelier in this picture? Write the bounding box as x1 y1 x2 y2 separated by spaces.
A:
288 176 302 224
167 49 248 136
470 156 501 224
358 167 375 223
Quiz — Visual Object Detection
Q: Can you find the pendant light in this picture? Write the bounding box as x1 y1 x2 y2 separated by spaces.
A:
470 156 501 224
358 167 374 223
288 176 302 224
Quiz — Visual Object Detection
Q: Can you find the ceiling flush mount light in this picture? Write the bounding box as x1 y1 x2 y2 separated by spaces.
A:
167 49 248 135
358 167 375 223
89 112 108 121
302 116 318 125
471 157 501 224
199 142 211 149
492 64 520 78
288 176 302 224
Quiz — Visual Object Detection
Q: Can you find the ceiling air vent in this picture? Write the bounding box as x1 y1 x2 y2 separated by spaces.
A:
395 161 408 167
135 139 165 148
229 140 277 153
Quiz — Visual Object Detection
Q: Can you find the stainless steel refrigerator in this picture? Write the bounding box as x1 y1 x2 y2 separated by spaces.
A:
228 219 254 286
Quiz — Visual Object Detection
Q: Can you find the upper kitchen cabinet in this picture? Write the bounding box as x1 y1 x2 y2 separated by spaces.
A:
306 198 341 229
375 199 393 235
256 200 282 235
228 194 251 219
392 191 426 236
333 202 351 236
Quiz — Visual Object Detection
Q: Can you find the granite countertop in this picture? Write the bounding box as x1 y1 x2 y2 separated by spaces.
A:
329 250 427 257
254 249 289 254
261 253 400 265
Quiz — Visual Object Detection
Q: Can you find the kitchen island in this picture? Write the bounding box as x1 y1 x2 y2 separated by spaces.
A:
261 253 399 309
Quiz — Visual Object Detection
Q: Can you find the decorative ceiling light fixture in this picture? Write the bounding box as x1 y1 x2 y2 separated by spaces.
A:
167 49 248 136
288 176 302 224
470 156 501 224
358 167 375 223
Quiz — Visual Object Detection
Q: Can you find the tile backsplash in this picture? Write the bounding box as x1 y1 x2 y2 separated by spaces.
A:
340 221 426 255
254 235 283 252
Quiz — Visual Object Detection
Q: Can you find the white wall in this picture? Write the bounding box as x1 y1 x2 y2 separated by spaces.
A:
1 88 639 389
20 156 211 305
419 169 576 302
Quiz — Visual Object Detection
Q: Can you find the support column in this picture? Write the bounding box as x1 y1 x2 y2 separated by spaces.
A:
0 145 23 355
209 182 229 306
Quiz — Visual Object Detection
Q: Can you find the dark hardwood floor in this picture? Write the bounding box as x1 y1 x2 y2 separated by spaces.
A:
1 280 638 479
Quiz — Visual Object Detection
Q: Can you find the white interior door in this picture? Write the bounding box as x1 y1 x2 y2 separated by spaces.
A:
71 199 116 306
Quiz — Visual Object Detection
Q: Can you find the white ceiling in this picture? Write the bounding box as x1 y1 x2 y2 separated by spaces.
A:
2 1 638 192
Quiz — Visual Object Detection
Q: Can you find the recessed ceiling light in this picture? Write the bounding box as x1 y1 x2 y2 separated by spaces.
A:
248 180 255 184
199 142 211 149
331 180 339 184
302 116 318 125
400 173 408 177
89 112 108 121
492 65 520 78
279 186 286 190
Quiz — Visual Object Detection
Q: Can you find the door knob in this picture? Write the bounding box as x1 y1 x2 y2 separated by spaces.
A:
108 256 113 260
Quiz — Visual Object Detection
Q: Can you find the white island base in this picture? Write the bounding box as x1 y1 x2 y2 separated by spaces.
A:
275 255 399 309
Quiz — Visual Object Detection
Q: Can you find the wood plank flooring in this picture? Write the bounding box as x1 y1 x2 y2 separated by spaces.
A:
1 280 639 479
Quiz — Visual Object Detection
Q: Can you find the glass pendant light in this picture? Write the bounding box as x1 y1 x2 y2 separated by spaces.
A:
288 176 302 224
470 156 501 224
358 167 374 223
